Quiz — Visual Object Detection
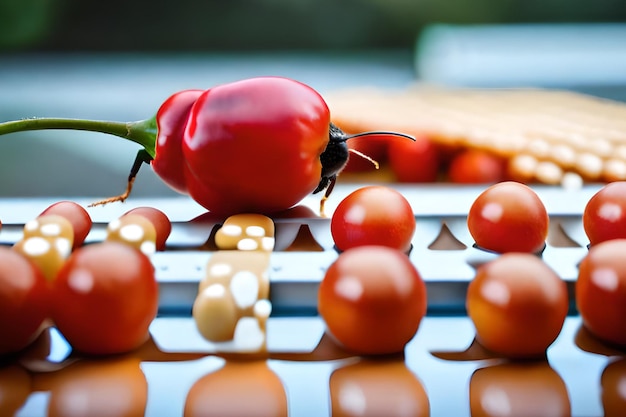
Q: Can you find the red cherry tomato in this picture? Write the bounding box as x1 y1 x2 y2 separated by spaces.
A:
40 201 93 249
331 186 416 252
467 253 569 358
387 135 440 183
448 149 507 184
576 239 626 348
122 206 172 250
583 182 626 246
342 134 390 173
318 246 427 355
467 181 549 253
50 242 158 355
0 247 50 355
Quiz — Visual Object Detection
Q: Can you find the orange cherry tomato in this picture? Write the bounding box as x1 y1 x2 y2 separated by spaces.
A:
466 253 569 358
318 246 427 355
583 182 626 246
123 206 172 251
331 186 416 252
50 242 158 355
576 239 626 348
0 247 50 355
387 135 440 183
448 149 507 184
40 201 93 249
467 181 549 253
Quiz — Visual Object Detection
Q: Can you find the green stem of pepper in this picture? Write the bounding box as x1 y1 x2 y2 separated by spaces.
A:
0 117 158 158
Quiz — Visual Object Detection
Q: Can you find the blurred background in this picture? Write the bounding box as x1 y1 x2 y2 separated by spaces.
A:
3 0 626 52
1 0 625 198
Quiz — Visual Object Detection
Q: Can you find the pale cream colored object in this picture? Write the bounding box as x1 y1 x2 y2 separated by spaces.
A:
14 214 75 281
194 213 275 350
105 214 157 256
215 213 275 252
326 86 626 185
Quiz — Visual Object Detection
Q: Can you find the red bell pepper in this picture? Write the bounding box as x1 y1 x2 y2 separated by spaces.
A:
0 76 411 215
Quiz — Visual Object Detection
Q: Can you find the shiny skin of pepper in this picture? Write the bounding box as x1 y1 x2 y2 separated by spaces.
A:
152 89 203 194
152 77 330 215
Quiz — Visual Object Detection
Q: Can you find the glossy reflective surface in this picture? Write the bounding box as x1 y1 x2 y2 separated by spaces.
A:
1 315 623 417
0 188 621 416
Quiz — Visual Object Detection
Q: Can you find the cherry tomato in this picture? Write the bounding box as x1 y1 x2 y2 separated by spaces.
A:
331 186 416 252
40 201 93 249
122 206 172 250
467 181 549 253
50 242 158 355
0 247 50 355
342 134 389 172
583 182 626 246
318 246 427 355
466 253 569 358
387 135 440 183
576 239 626 348
448 149 507 184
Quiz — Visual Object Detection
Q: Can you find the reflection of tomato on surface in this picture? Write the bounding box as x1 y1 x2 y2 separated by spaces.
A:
184 360 287 417
0 364 32 416
601 357 626 417
318 246 427 355
576 239 626 348
35 356 148 417
470 360 570 417
466 253 569 359
330 358 430 417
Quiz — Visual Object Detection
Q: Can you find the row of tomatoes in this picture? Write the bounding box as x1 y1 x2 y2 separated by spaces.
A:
323 181 626 357
344 134 510 184
0 202 172 357
3 179 626 359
